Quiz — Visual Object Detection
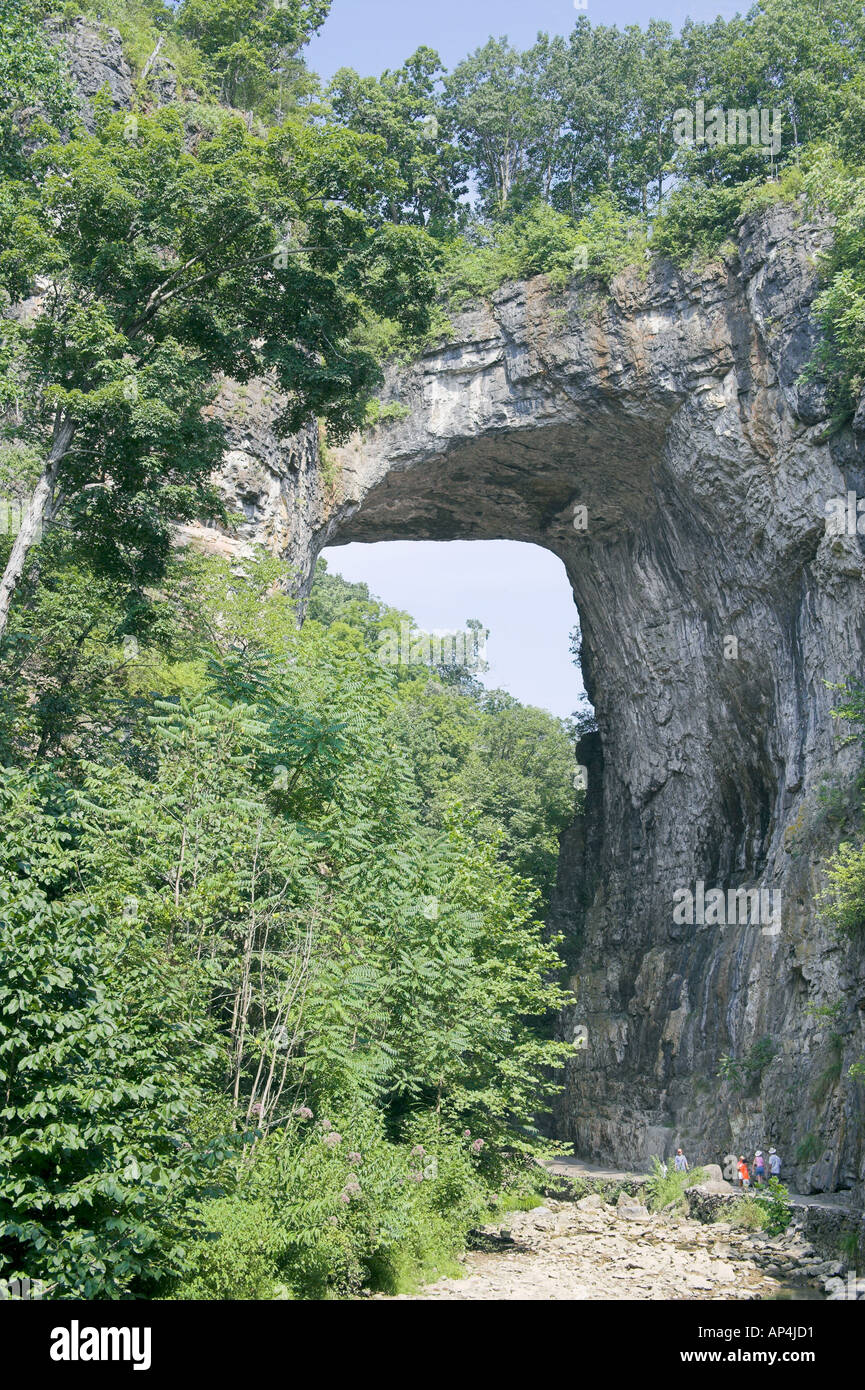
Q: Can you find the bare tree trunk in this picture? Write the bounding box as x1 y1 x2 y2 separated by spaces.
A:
140 33 164 84
0 414 74 642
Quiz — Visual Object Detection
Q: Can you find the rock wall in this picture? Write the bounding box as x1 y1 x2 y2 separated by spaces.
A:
47 15 180 130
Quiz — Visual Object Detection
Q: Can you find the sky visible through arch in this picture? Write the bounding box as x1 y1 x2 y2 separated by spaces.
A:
322 540 584 720
315 0 739 720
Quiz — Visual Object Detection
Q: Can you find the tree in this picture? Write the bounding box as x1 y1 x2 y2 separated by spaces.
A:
0 95 439 641
328 48 466 230
444 38 542 216
553 22 632 215
621 21 686 212
175 0 330 112
722 0 865 156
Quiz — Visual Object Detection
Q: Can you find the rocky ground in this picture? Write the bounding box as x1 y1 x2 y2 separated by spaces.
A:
387 1191 863 1302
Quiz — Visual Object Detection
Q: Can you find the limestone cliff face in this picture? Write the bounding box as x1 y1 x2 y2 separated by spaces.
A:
229 203 865 1205
48 16 179 130
54 22 865 1206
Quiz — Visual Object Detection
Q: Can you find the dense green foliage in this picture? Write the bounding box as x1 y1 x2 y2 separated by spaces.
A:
802 154 865 425
0 0 440 640
307 564 577 900
0 769 228 1297
175 0 330 111
0 0 78 175
0 540 574 1298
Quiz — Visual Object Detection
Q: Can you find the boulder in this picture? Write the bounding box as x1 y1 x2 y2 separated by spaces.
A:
616 1192 651 1222
576 1193 604 1212
700 1164 726 1184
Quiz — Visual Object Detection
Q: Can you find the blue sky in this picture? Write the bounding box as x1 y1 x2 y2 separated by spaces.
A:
315 0 738 720
305 0 743 80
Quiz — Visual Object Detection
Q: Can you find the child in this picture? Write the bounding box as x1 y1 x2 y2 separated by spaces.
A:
737 1155 750 1189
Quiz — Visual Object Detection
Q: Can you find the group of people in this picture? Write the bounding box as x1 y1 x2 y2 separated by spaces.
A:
735 1148 781 1188
671 1146 782 1187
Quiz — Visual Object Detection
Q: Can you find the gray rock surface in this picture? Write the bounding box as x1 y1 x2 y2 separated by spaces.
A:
51 18 134 129
701 1164 726 1184
49 17 183 129
384 1197 809 1301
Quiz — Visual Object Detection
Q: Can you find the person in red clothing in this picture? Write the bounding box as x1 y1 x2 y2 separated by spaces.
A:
737 1155 750 1189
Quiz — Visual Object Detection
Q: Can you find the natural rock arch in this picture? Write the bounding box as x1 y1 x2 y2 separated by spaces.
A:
212 204 865 1196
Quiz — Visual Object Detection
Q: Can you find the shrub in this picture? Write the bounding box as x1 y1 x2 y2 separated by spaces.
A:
796 1132 822 1164
645 1155 706 1212
820 840 865 938
174 1196 289 1301
740 164 805 216
175 1105 496 1300
753 1178 793 1237
726 1198 770 1231
0 864 227 1298
440 197 646 307
717 1036 776 1093
812 1034 844 1103
363 399 412 429
802 149 865 425
650 179 752 265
